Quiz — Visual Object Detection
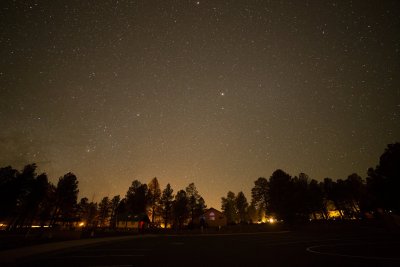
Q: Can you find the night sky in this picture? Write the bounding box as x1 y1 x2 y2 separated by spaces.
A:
1 1 399 209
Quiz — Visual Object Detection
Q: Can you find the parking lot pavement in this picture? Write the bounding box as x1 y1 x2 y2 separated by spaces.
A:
8 230 400 267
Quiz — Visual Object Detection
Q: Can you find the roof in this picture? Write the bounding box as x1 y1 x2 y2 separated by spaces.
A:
204 207 224 215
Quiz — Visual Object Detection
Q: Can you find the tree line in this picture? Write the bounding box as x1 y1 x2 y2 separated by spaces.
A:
1 142 398 230
0 165 207 230
221 143 400 224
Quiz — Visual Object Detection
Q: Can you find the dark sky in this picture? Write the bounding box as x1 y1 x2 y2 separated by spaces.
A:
1 0 399 209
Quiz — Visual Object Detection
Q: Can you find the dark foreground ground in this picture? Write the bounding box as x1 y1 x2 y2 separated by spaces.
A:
3 226 400 267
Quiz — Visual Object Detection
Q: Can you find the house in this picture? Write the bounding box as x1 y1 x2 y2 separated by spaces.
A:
200 208 227 228
117 213 150 231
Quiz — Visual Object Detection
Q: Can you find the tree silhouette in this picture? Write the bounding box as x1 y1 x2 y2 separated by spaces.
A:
291 173 308 220
126 180 148 215
1 142 398 229
308 179 326 219
246 202 259 223
77 197 98 227
21 173 49 228
236 191 248 223
0 166 19 225
86 202 98 227
51 172 79 226
8 164 38 229
115 198 128 224
195 196 207 219
344 173 365 217
185 183 205 226
160 183 174 228
109 195 120 229
221 191 238 224
77 197 89 223
367 143 400 214
268 169 295 222
251 177 269 216
173 190 189 229
38 183 56 227
148 177 161 224
98 197 110 227
0 164 51 229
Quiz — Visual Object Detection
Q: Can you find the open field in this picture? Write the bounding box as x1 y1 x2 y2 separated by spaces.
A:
2 223 399 267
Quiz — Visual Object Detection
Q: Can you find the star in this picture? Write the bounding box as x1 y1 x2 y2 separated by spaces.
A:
0 0 398 213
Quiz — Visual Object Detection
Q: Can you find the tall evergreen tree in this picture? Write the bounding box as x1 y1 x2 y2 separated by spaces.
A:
98 197 110 227
126 180 148 215
8 164 37 229
51 172 79 226
0 166 19 224
160 183 174 228
247 202 260 223
148 177 161 223
251 177 269 215
173 190 188 229
268 169 294 222
109 195 120 228
235 191 248 223
185 183 206 225
221 191 238 224
367 143 400 214
308 179 326 219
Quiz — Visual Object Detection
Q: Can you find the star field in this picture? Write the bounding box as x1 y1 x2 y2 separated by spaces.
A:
1 0 399 208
